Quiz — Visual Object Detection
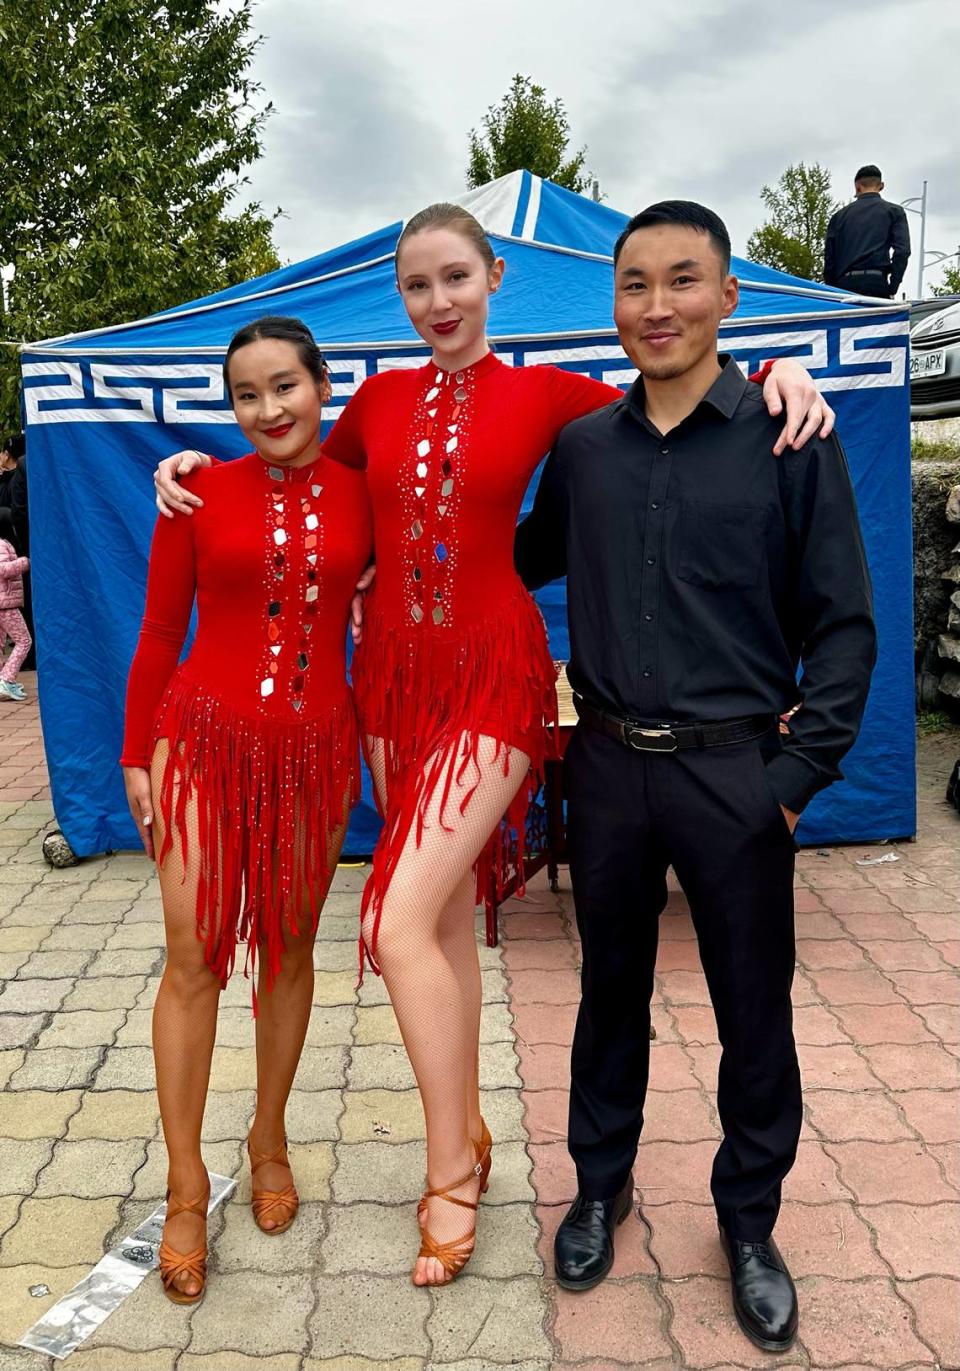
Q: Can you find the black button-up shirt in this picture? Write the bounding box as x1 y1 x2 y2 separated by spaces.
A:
823 193 911 292
514 357 877 813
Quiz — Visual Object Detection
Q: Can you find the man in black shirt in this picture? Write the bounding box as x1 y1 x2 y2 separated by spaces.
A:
823 164 910 297
515 201 876 1351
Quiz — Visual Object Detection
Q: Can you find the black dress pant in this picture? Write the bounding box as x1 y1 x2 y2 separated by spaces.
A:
564 724 802 1241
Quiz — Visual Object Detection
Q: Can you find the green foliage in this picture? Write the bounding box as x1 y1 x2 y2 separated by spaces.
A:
467 74 589 192
0 0 280 432
746 162 839 282
932 262 960 297
911 439 960 463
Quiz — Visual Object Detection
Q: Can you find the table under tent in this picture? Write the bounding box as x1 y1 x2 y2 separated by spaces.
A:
21 170 915 864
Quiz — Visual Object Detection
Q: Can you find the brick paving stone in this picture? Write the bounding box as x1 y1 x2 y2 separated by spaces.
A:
806 967 904 1005
313 970 362 1006
0 1088 81 1142
788 1199 893 1277
861 939 955 972
510 1001 579 1046
33 1137 147 1198
279 1087 341 1144
8 1045 103 1091
797 938 871 971
657 969 712 1007
781 1139 852 1204
642 1088 719 1143
35 1006 127 1051
804 1088 914 1142
537 1197 656 1278
338 1089 426 1144
914 1004 960 1043
664 1274 803 1368
654 940 704 973
635 1140 717 1206
830 1002 937 1045
505 968 581 1005
353 1003 403 1045
904 910 960 943
515 1040 571 1093
20 948 94 979
0 1137 53 1196
552 1277 671 1363
837 910 927 942
308 1274 431 1358
863 1201 960 1279
67 1088 160 1141
103 919 165 949
347 1044 417 1091
0 1261 90 1350
0 977 76 1013
885 970 960 1007
896 1275 960 1369
70 1350 177 1371
669 1004 718 1045
0 1048 25 1086
799 1275 934 1367
303 1360 423 1371
81 1270 199 1353
829 1139 959 1206
642 1200 725 1278
794 909 848 941
61 901 136 926
929 1140 960 1193
824 887 898 913
0 1012 47 1049
527 1140 577 1205
860 1042 960 1091
521 1087 570 1146
792 1004 851 1046
893 1089 960 1143
61 976 147 1011
0 925 47 952
500 907 567 941
41 922 114 951
214 1198 326 1273
332 1140 424 1204
796 1043 883 1090
428 1275 551 1362
501 938 578 972
1 1195 122 1266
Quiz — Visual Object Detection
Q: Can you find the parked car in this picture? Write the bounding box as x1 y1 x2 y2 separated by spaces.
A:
910 296 960 419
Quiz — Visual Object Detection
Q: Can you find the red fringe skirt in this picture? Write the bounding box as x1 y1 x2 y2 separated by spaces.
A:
152 673 360 1009
351 589 558 975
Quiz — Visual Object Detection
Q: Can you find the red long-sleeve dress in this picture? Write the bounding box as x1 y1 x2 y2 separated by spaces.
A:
323 353 621 970
121 451 372 999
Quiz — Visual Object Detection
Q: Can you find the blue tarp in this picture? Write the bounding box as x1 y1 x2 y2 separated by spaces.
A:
22 170 915 857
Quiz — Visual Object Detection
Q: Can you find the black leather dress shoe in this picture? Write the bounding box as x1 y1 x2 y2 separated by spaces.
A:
554 1173 634 1291
719 1226 798 1351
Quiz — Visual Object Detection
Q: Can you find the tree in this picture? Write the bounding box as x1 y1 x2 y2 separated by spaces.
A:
932 262 960 297
0 0 280 432
746 163 839 282
467 74 589 193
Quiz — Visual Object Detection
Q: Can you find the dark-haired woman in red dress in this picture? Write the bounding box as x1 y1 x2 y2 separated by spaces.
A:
123 319 371 1303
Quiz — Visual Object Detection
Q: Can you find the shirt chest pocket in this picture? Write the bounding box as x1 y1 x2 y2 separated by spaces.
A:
676 501 770 591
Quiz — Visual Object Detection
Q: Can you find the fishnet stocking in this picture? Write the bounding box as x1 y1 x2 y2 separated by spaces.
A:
150 740 347 1289
364 733 529 1285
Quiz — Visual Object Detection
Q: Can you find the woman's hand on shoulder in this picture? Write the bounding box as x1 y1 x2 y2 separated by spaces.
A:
350 564 376 646
154 450 213 518
763 359 835 456
122 766 155 860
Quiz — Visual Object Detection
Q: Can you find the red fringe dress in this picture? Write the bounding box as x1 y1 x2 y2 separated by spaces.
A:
322 353 621 973
121 451 372 1002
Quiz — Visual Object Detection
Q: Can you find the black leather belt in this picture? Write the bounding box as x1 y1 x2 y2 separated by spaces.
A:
574 696 774 753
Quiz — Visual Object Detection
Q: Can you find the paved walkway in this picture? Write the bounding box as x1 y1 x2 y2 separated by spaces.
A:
0 670 957 1370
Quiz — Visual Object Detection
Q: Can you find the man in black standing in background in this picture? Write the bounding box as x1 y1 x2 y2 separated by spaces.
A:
824 164 911 297
515 201 876 1353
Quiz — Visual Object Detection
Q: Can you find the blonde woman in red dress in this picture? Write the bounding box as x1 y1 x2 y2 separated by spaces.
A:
124 317 371 1303
155 207 833 1287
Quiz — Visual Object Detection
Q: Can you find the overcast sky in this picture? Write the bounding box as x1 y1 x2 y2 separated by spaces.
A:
238 0 959 297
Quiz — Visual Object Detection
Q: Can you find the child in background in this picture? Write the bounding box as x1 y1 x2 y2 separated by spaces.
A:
0 507 31 701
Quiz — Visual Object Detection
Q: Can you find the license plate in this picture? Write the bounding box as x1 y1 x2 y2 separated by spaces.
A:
911 349 946 379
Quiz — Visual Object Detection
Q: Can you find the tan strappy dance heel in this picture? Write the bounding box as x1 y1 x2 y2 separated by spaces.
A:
159 1189 208 1305
415 1160 483 1284
418 1118 492 1225
247 1137 299 1235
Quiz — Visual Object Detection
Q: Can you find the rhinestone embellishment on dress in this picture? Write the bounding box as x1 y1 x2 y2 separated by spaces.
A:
259 460 324 713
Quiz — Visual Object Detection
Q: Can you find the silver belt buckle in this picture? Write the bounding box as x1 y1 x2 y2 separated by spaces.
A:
624 725 678 753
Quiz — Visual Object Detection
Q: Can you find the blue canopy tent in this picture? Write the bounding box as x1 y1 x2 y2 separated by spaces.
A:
20 170 914 857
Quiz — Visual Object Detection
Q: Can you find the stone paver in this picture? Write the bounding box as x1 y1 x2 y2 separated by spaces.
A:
0 681 955 1370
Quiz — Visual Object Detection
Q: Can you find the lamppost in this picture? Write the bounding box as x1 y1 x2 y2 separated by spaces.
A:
0 263 14 315
922 247 960 294
901 181 927 299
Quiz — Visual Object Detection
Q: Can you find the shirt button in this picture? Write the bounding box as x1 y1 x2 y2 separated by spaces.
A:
660 446 669 455
644 612 653 621
646 556 655 565
643 669 653 678
651 502 659 510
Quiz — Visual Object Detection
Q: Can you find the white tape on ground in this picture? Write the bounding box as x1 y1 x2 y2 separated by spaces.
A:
18 1171 236 1361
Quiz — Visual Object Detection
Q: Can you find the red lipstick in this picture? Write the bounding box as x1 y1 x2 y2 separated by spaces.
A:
264 423 294 438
